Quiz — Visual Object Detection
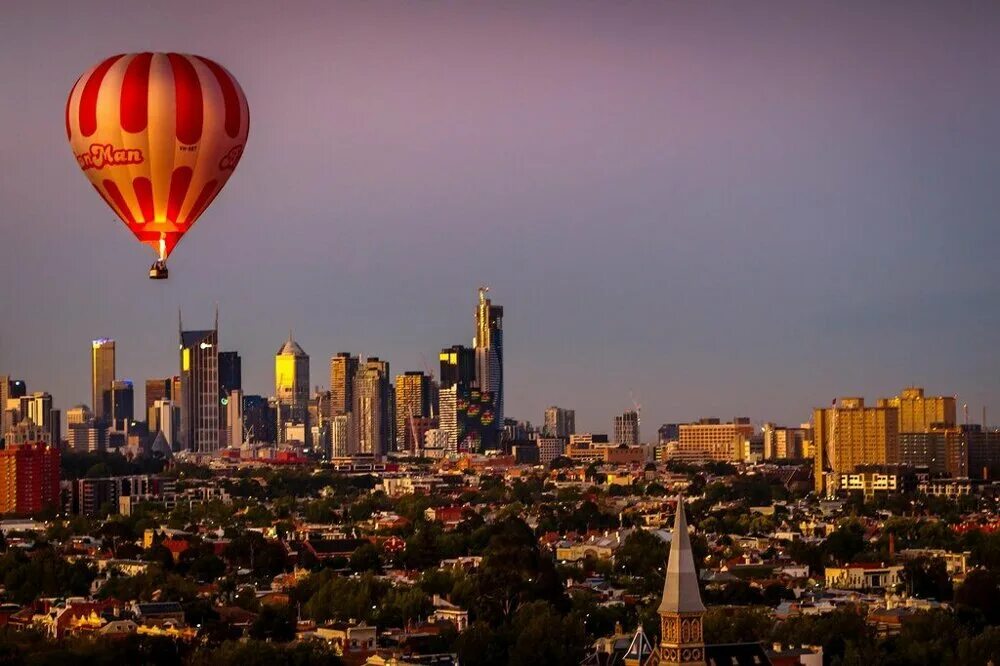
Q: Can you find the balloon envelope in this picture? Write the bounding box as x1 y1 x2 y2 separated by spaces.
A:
66 53 249 261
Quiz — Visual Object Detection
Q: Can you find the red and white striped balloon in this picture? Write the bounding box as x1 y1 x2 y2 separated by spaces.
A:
66 53 249 263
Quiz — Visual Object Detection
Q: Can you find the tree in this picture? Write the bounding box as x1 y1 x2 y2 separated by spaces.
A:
349 542 383 573
249 605 296 643
508 601 586 666
901 556 952 601
615 530 666 594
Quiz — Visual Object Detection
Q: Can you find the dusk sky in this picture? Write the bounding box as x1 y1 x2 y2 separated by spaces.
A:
2 1 999 433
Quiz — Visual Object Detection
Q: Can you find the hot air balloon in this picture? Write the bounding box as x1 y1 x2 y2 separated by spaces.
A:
66 53 249 279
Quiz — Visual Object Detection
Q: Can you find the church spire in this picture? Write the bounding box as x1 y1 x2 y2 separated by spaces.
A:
656 496 706 666
658 495 705 614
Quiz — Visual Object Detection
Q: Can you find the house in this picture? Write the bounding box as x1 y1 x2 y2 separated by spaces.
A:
824 564 903 591
430 595 469 632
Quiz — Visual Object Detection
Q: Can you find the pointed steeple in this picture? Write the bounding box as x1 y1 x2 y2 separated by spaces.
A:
658 495 705 614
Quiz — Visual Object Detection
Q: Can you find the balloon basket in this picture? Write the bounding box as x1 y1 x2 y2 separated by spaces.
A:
149 260 169 280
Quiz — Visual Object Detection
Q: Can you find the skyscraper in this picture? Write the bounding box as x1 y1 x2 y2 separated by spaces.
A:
544 406 576 438
351 357 391 457
218 351 242 396
149 399 180 450
813 397 900 495
20 392 54 439
110 380 134 431
91 339 115 423
0 377 13 439
275 334 309 442
439 345 476 390
395 371 431 451
473 287 503 433
179 315 219 454
615 410 640 446
329 353 359 416
242 394 276 445
144 378 172 425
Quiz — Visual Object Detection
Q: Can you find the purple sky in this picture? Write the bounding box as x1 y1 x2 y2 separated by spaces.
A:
2 1 999 434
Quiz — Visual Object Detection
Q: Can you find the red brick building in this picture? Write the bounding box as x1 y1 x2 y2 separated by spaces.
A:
0 442 60 515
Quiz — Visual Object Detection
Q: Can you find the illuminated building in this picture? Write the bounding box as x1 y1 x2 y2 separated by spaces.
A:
900 426 967 477
69 420 108 453
395 372 431 451
544 406 575 438
329 353 359 416
67 404 92 426
149 399 180 451
351 358 392 457
90 339 115 423
439 345 475 390
179 314 219 454
877 387 956 433
473 287 503 433
965 425 1000 480
813 397 899 495
674 418 754 463
330 414 351 458
762 423 810 460
536 436 566 465
614 410 640 446
0 442 60 515
20 392 54 439
275 334 309 443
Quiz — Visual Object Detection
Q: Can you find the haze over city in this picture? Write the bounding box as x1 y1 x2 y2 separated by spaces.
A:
3 0 1000 430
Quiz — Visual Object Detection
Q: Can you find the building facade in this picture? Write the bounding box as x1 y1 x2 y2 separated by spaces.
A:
544 406 576 438
394 372 431 451
813 397 899 495
473 287 503 435
0 442 60 515
179 321 219 454
275 335 310 442
90 339 115 423
329 353 359 416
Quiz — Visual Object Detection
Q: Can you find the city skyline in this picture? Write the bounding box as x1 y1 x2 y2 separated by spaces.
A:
3 1 1000 433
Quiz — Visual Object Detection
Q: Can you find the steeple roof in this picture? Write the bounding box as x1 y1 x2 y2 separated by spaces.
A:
657 496 706 614
277 331 306 356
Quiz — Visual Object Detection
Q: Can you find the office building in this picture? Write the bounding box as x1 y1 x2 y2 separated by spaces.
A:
673 418 754 463
109 380 134 431
544 406 575 438
20 392 54 437
5 419 51 446
144 378 172 424
878 387 956 433
965 425 1000 480
91 339 115 423
0 377 15 439
473 287 503 433
813 397 900 495
149 399 180 451
351 358 392 457
762 423 810 460
439 345 476 390
329 353 359 416
218 351 242 395
242 394 276 444
224 390 243 448
67 405 92 426
275 334 310 442
69 420 109 453
536 436 567 465
0 442 60 515
179 315 219 454
395 372 431 451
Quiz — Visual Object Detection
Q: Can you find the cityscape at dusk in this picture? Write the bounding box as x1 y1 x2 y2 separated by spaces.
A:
2 1 1000 665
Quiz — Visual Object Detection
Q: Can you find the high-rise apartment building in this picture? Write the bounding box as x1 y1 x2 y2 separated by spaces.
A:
614 410 640 446
0 442 60 515
473 287 503 433
878 387 956 433
395 372 431 451
330 414 351 458
20 392 54 436
91 339 115 423
329 353 359 417
673 418 754 463
351 358 392 457
813 397 900 495
536 436 567 465
544 406 576 438
179 316 219 454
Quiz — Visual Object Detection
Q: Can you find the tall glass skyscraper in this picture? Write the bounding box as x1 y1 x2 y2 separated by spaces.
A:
275 334 309 442
473 287 503 438
179 314 219 454
91 339 115 423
